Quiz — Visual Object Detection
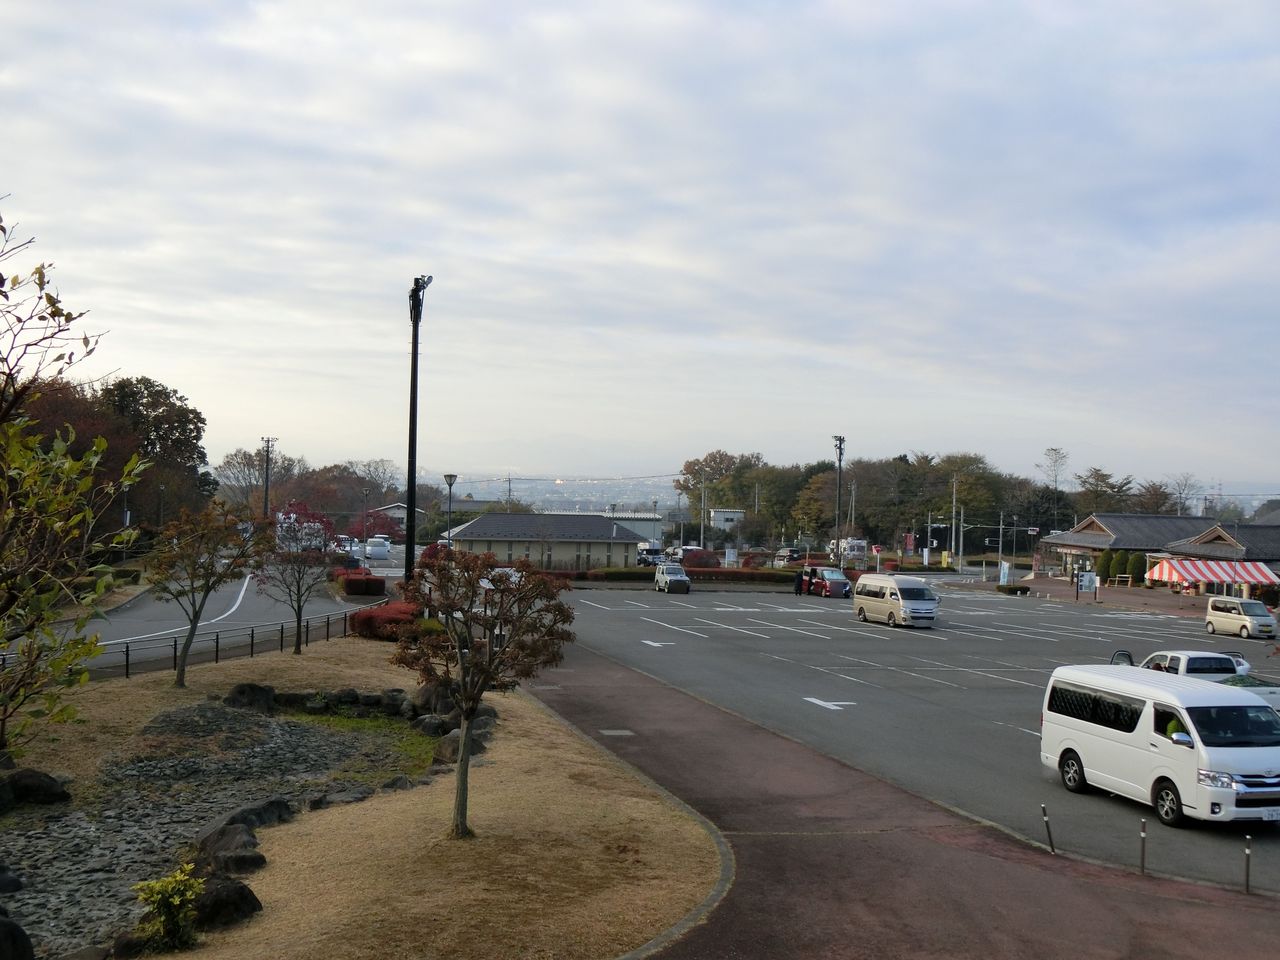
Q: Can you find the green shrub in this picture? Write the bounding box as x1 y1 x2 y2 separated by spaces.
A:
133 862 204 951
1113 550 1130 581
1127 552 1146 585
1095 549 1114 581
584 568 654 581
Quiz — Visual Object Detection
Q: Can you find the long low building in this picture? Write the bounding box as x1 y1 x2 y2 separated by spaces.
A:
446 512 643 570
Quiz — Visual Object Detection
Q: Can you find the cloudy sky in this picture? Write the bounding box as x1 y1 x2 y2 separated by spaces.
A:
6 1 1277 495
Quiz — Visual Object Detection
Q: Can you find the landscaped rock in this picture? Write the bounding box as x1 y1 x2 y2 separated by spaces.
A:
0 775 14 814
5 769 70 805
0 914 34 960
110 930 147 959
198 823 259 859
381 774 413 791
212 848 268 874
194 873 262 930
433 729 488 763
307 785 374 810
223 683 275 713
410 714 451 737
199 798 295 842
0 861 23 893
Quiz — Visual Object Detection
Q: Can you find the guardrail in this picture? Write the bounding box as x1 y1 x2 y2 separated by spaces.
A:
0 600 390 681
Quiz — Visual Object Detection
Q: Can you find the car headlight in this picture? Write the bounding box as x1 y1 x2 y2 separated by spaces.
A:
1198 770 1237 789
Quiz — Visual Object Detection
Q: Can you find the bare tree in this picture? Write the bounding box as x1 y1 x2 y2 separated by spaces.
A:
254 503 333 655
148 504 273 686
1165 472 1202 516
393 551 574 838
1037 447 1070 530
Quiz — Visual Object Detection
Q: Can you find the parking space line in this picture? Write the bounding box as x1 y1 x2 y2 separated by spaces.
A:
669 600 697 609
623 600 651 608
695 618 770 638
746 618 831 639
640 617 708 638
906 655 1041 687
579 599 612 610
833 654 963 688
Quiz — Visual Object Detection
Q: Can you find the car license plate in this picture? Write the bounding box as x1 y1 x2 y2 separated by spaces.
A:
1264 808 1280 822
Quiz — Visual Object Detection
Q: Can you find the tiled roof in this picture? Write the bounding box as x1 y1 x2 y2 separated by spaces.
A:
1041 513 1217 551
451 513 644 543
1169 524 1280 562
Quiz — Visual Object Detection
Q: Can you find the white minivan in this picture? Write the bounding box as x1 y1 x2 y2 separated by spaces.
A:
852 574 939 628
1041 664 1280 826
364 538 390 561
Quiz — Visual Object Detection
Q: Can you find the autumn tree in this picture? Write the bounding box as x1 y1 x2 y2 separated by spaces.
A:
148 504 273 686
255 502 333 655
0 209 143 763
393 551 574 838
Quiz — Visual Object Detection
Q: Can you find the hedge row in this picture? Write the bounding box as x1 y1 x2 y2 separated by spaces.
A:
351 601 425 640
342 574 386 596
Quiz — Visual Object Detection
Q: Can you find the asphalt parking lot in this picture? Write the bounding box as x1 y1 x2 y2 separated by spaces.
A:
555 582 1280 893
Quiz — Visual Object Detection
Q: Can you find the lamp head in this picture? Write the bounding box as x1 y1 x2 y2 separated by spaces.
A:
444 473 457 488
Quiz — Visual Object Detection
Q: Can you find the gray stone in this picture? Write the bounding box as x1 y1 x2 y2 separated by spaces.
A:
433 729 487 764
308 786 374 810
410 714 451 737
223 682 275 712
5 769 71 805
193 873 262 930
381 774 413 791
213 849 268 874
332 687 360 704
198 823 259 859
0 920 37 960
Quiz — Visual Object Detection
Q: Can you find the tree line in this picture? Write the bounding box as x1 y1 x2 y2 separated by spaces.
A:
671 447 1253 554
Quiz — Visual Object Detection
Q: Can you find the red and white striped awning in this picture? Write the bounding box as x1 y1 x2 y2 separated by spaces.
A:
1146 558 1279 585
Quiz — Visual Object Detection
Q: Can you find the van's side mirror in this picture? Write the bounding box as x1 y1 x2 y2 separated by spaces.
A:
1171 732 1194 748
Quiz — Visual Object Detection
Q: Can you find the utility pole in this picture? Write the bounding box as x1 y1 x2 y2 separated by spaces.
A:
261 436 277 521
950 475 958 569
405 274 431 584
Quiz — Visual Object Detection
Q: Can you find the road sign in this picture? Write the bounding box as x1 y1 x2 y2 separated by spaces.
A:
872 544 882 554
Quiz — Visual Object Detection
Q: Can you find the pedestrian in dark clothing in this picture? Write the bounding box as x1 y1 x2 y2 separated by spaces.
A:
794 568 804 596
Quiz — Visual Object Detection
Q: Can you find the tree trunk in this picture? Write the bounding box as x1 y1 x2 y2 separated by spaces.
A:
293 613 304 655
174 622 200 688
449 713 475 839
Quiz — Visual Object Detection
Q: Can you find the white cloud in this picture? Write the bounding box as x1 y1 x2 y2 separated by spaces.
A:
4 0 1277 494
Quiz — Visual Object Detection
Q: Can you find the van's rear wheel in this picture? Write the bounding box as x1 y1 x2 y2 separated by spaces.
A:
1154 780 1184 826
887 612 897 628
857 607 868 622
1205 621 1215 635
1059 751 1088 793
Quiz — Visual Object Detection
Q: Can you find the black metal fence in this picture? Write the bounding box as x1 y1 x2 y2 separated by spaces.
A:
0 600 390 681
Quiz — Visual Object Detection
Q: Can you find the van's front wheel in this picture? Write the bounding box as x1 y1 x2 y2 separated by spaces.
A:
1059 751 1088 793
1240 626 1251 639
1154 780 1184 826
887 612 897 628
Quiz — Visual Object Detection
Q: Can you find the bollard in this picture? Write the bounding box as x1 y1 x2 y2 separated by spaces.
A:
1139 819 1147 875
250 627 255 658
172 636 178 672
1245 835 1252 894
124 644 131 679
215 632 220 664
305 620 310 647
279 623 284 652
1041 804 1055 854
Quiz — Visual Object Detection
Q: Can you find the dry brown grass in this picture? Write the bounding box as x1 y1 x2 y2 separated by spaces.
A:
20 637 720 960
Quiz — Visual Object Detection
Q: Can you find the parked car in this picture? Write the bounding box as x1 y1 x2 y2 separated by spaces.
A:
637 547 664 567
801 566 852 598
1205 597 1276 639
773 548 801 568
654 564 691 594
1111 648 1250 678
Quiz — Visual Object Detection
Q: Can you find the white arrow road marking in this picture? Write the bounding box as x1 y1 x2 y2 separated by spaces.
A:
804 697 858 710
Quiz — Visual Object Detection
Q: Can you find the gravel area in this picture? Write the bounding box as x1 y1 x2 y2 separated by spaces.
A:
1 699 413 958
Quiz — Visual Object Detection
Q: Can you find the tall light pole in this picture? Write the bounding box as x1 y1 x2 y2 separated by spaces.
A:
652 498 658 546
444 473 457 548
677 491 684 548
833 435 845 557
405 275 432 584
362 487 370 560
261 436 277 521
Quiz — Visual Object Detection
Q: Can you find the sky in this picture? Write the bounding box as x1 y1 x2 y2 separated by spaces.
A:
5 1 1278 497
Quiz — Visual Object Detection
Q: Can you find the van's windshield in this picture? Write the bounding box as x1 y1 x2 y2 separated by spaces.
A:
1239 600 1271 617
1187 706 1280 747
899 587 936 601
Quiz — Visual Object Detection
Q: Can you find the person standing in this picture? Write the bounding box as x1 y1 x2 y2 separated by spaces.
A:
794 567 804 596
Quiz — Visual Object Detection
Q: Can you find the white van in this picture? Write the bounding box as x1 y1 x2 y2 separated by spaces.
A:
364 538 390 561
1205 597 1276 640
1041 664 1280 826
852 574 939 628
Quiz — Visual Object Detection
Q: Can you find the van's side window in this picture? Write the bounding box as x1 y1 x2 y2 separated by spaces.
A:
1047 682 1144 733
1155 706 1187 739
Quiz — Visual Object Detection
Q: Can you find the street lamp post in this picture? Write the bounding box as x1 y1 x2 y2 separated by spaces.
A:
677 491 684 548
362 488 369 560
833 435 845 558
444 473 457 549
261 436 277 521
652 498 658 546
405 274 432 584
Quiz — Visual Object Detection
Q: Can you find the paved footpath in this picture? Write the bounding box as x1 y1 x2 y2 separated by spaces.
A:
532 579 1280 960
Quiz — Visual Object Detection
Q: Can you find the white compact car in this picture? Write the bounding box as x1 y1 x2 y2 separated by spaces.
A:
654 564 691 594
